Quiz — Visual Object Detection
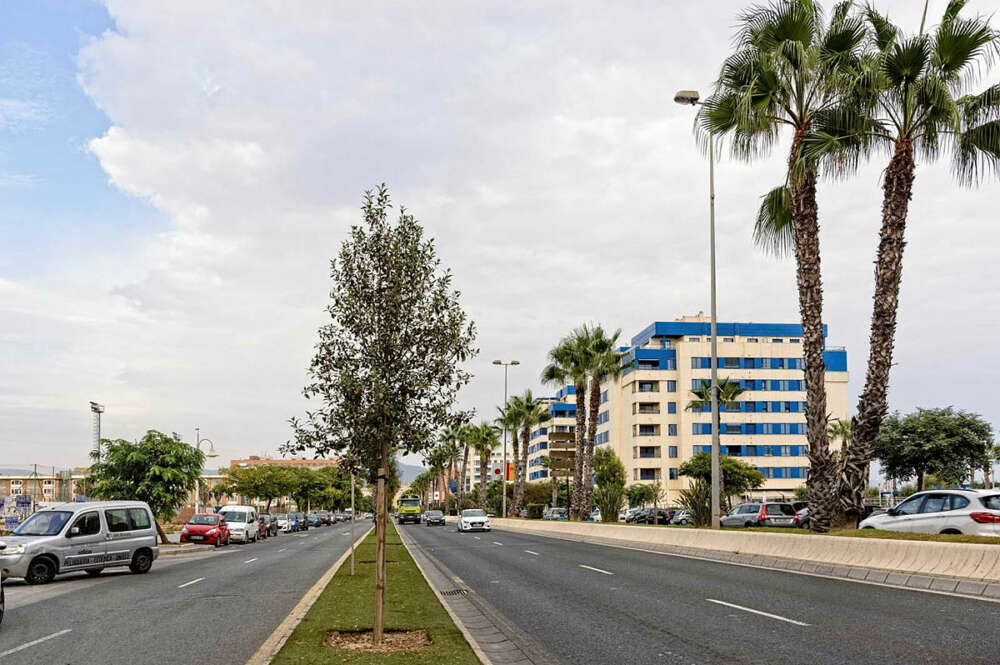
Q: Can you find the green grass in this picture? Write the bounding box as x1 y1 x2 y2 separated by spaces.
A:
271 521 481 665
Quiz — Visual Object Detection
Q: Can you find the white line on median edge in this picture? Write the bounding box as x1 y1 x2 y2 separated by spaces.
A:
492 541 503 546
177 577 205 589
243 558 258 564
706 599 810 626
0 629 73 659
524 550 540 556
578 564 614 575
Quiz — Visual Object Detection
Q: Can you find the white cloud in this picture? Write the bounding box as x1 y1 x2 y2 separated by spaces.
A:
2 0 998 468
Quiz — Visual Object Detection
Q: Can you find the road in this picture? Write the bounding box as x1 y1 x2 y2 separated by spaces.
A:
405 523 1000 665
0 523 364 664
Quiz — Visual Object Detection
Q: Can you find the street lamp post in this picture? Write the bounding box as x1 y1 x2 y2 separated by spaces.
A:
492 359 520 517
675 89 722 529
193 427 219 514
89 401 105 463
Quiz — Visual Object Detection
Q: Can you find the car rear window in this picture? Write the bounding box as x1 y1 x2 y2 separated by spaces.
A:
128 508 151 529
981 495 1000 510
766 504 795 516
105 509 131 532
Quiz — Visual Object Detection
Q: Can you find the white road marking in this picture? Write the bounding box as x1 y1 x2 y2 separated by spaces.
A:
177 577 205 589
578 564 614 575
0 629 73 658
492 541 503 546
524 550 540 556
473 536 481 540
243 557 259 564
278 548 287 552
706 599 810 626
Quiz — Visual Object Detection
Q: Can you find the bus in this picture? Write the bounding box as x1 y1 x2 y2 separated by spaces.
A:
396 494 422 525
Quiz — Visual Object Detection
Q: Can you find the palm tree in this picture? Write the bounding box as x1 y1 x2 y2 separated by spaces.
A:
541 330 590 519
685 377 746 412
582 325 623 516
457 423 474 506
827 417 852 459
440 422 465 501
496 399 523 516
424 445 451 509
409 471 434 507
512 390 551 516
471 422 500 507
832 2 1000 520
699 0 868 532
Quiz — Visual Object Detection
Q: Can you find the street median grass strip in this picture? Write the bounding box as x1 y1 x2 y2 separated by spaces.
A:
270 520 481 665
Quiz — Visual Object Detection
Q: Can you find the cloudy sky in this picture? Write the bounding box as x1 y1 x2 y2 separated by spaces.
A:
2 0 998 471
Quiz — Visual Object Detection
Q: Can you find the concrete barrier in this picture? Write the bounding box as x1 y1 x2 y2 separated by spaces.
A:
490 518 1000 582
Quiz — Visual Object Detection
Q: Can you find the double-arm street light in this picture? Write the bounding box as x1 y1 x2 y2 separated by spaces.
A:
90 401 105 463
492 359 519 517
675 89 722 529
194 427 219 514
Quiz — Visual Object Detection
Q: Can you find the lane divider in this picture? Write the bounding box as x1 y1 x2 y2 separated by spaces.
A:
706 599 810 626
244 558 259 564
578 564 614 576
0 629 73 659
177 577 205 589
492 541 503 546
524 550 539 556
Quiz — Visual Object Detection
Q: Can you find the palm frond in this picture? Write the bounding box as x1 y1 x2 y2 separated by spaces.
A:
883 36 931 88
754 185 795 257
953 84 1000 185
932 14 997 87
864 3 897 52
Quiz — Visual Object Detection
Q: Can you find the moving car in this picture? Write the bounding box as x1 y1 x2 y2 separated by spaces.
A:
859 489 1000 536
397 495 422 525
424 510 446 526
218 505 259 543
0 501 158 585
457 509 491 533
180 513 230 547
721 502 797 528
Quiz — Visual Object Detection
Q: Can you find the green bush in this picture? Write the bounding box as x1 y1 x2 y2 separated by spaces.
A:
676 478 712 527
526 503 545 519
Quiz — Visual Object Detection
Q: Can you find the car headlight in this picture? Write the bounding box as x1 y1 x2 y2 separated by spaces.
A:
2 544 26 555
181 527 188 534
207 528 217 535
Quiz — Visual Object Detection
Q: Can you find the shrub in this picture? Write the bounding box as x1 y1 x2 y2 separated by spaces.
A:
526 503 545 519
676 478 712 527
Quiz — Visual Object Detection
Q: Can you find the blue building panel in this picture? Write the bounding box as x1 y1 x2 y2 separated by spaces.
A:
631 321 827 348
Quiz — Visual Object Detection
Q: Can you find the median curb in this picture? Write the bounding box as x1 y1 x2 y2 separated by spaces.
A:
158 544 215 556
491 519 1000 601
244 525 373 665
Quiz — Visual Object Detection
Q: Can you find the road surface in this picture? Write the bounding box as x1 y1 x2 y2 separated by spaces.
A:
404 523 1000 665
0 523 362 664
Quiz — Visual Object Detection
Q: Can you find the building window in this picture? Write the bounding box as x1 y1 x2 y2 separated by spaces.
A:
722 357 740 369
722 337 734 342
600 390 608 404
790 338 800 343
771 338 784 343
747 337 759 342
638 381 658 393
637 424 659 437
639 468 659 481
687 337 701 342
597 410 610 424
638 446 660 459
668 424 677 436
668 446 678 458
668 468 678 480
667 402 677 414
666 380 676 392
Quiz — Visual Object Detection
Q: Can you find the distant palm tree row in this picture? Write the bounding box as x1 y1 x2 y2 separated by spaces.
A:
697 0 999 530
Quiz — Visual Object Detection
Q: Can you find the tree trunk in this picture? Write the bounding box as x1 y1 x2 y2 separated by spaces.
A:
265 498 272 513
787 131 837 533
478 456 488 507
583 378 601 518
155 520 170 545
917 470 925 492
509 430 520 516
844 138 916 521
514 424 530 516
374 455 388 645
571 383 587 519
551 476 558 507
458 445 470 504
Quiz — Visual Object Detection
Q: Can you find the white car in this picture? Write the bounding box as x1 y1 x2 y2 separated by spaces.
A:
218 505 259 543
456 509 491 533
859 489 1000 536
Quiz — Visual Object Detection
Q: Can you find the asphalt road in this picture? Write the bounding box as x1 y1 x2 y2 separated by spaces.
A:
0 523 363 664
405 523 1000 665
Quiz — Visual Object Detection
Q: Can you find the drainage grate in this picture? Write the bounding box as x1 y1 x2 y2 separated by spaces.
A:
440 589 468 597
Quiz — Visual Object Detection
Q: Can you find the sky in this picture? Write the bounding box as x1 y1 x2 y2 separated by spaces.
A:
1 0 998 472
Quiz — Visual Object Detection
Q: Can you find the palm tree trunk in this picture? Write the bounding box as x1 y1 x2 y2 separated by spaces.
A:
551 475 558 507
787 133 837 533
583 378 601 517
571 383 587 520
513 425 530 516
844 138 915 521
478 455 488 507
459 445 470 504
510 430 520 516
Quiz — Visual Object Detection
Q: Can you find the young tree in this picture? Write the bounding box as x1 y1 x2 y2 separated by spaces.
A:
679 452 766 509
286 185 476 643
88 430 204 544
626 483 655 509
874 408 995 491
592 448 626 523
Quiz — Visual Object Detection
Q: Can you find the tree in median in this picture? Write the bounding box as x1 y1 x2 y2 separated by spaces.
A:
874 408 994 491
88 430 204 544
679 452 765 510
592 447 626 523
286 185 476 644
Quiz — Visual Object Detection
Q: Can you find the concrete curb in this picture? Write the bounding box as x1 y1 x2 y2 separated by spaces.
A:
491 519 1000 601
244 525 374 665
158 544 215 556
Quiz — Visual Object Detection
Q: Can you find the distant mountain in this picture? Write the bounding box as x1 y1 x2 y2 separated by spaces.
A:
397 460 426 484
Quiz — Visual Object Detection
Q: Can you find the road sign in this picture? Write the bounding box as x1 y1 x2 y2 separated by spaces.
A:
489 461 503 479
433 490 440 501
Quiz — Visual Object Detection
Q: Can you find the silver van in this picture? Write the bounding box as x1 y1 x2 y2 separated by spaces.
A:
0 501 159 585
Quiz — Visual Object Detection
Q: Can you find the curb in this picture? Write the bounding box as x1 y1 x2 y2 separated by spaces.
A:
244 525 374 665
159 544 215 556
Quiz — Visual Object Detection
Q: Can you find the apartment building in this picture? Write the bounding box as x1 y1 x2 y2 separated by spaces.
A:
466 444 513 492
526 387 578 484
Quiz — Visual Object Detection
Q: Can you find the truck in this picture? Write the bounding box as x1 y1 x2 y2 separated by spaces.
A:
396 494 422 525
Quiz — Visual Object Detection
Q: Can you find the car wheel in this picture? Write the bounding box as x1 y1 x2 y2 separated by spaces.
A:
940 529 962 535
861 526 875 530
25 557 56 585
214 537 222 548
744 521 754 528
84 568 104 577
129 549 153 574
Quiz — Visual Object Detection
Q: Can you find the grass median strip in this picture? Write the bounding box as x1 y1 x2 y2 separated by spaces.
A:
270 520 481 665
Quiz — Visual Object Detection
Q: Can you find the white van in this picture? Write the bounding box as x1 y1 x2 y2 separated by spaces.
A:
218 505 258 543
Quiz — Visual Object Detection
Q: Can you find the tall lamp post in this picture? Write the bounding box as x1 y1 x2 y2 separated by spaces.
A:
89 401 105 463
492 359 519 517
193 427 219 514
675 89 721 529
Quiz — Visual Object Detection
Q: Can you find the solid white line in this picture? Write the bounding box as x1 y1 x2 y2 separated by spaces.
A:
177 577 205 589
706 599 810 626
473 536 481 540
578 564 614 575
278 548 287 552
492 541 503 546
524 550 540 556
244 557 258 563
0 629 73 658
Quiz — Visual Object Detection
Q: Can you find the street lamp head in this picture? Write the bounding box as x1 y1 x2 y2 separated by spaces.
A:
89 401 105 414
674 89 700 106
492 360 502 365
510 360 520 366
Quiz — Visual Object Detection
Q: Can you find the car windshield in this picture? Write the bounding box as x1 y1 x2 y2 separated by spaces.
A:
276 514 288 519
188 515 218 525
220 511 251 523
462 509 486 517
426 511 443 517
13 510 73 536
400 498 420 507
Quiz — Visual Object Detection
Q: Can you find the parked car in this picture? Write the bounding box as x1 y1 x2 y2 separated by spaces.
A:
307 514 322 528
542 507 568 521
424 510 446 526
0 501 159 584
219 505 260 543
792 501 809 513
0 569 5 626
259 514 279 537
793 507 810 529
275 513 291 532
290 512 309 531
859 489 1000 536
631 508 670 525
586 508 602 522
721 502 797 528
255 516 270 540
181 513 230 547
670 510 692 526
457 509 491 533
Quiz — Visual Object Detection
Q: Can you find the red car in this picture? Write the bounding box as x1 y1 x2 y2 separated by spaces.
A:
180 513 230 547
